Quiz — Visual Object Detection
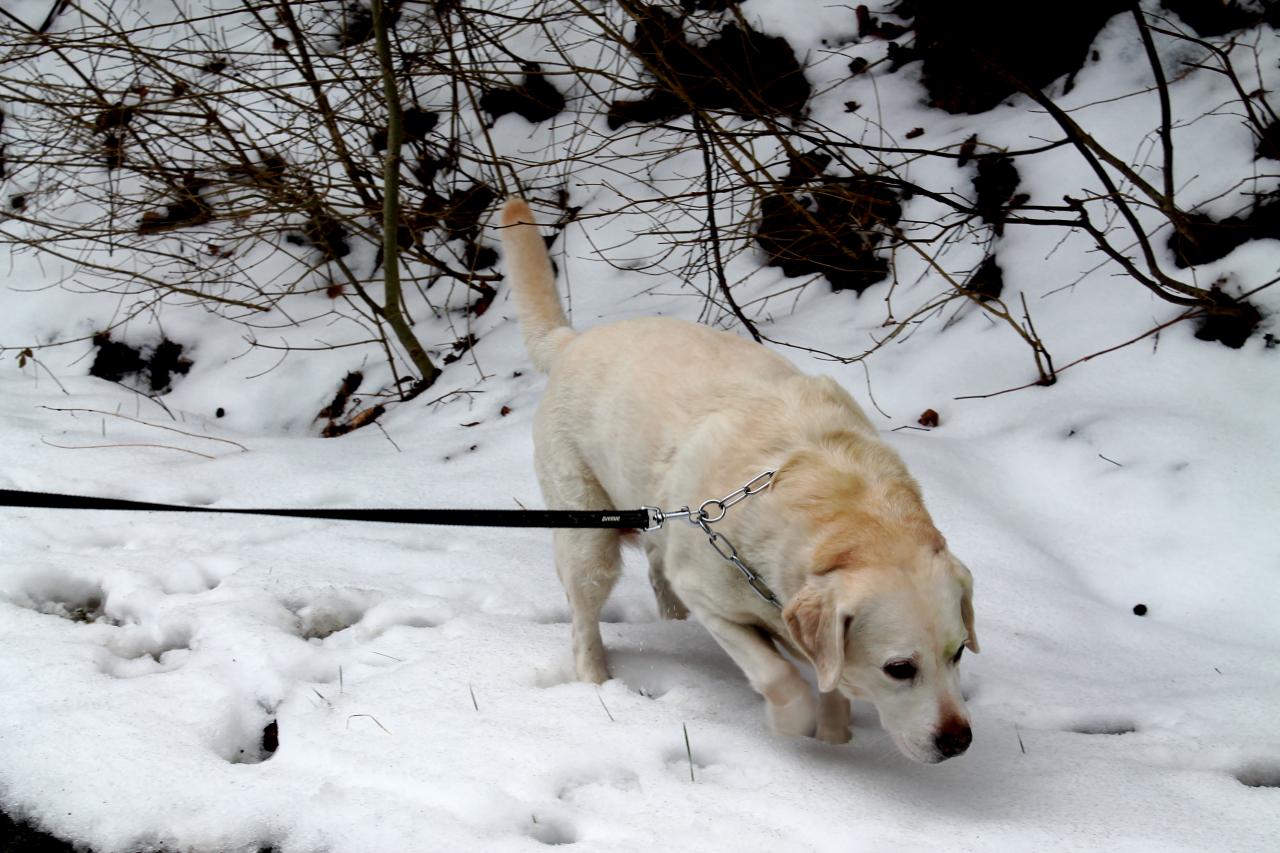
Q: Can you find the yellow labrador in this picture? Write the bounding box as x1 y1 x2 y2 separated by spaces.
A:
499 198 978 763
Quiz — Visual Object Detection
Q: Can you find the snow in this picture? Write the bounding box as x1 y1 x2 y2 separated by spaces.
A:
2 1 1280 851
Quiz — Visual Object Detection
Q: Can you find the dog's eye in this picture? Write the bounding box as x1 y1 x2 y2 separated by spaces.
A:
883 660 917 681
952 645 964 665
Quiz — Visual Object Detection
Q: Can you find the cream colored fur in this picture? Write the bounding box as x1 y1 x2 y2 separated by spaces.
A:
499 198 979 764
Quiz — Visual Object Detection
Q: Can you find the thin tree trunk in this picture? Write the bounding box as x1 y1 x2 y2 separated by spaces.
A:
371 0 440 390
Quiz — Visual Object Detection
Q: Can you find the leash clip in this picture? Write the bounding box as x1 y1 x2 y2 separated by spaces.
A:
638 470 782 609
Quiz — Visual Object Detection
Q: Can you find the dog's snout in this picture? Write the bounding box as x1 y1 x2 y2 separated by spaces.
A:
934 723 972 759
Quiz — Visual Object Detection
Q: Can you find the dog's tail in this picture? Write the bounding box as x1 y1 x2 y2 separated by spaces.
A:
499 198 574 373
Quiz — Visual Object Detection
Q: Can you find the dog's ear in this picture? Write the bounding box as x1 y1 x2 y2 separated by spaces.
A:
783 577 846 692
948 556 980 653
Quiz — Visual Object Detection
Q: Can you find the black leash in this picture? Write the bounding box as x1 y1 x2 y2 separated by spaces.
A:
0 488 652 530
0 470 786 606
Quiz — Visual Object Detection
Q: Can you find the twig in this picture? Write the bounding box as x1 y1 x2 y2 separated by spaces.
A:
17 350 70 394
40 406 249 451
693 115 760 342
374 421 403 452
955 310 1199 400
596 688 615 722
39 437 215 459
1133 9 1176 205
346 714 392 734
682 722 695 783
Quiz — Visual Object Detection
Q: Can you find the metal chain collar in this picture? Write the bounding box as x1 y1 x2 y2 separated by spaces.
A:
642 470 782 609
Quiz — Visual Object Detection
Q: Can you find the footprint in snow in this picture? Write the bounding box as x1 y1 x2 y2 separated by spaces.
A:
158 555 240 594
282 589 380 641
1236 763 1280 789
98 622 193 678
212 704 280 766
663 741 714 779
281 590 452 644
555 767 640 802
526 815 577 846
1068 719 1138 736
3 569 111 624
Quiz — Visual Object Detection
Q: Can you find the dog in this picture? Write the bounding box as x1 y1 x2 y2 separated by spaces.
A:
499 198 978 763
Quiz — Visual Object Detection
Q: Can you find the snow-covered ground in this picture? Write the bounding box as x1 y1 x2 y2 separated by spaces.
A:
2 1 1279 851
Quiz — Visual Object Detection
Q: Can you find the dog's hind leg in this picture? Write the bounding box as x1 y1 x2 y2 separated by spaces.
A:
553 526 621 684
644 540 688 620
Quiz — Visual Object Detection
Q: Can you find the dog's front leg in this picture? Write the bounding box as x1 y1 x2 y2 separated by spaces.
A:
698 612 816 737
816 690 852 744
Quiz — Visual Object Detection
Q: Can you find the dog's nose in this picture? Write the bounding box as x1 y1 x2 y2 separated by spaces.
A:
935 723 972 759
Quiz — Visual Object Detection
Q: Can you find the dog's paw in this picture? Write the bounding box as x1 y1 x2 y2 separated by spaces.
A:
765 691 817 738
575 654 611 685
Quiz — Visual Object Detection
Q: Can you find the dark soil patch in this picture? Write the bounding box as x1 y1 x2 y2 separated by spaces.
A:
286 207 351 261
321 404 385 438
331 1 402 50
1160 0 1278 36
91 102 137 172
411 183 498 246
371 106 439 153
754 152 901 293
90 333 192 393
88 90 158 171
0 808 277 853
903 0 1130 114
965 255 1004 301
226 151 353 267
857 3 911 40
93 103 135 133
973 153 1026 235
443 333 478 365
336 2 373 47
1192 290 1262 349
261 720 279 755
0 810 78 853
317 370 363 421
147 339 191 393
1168 191 1280 269
480 63 566 124
102 133 125 170
405 183 499 287
137 174 212 235
607 2 810 129
89 334 145 382
438 183 498 243
316 371 388 436
464 243 498 271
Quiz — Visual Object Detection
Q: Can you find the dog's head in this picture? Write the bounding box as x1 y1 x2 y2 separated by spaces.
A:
782 540 978 764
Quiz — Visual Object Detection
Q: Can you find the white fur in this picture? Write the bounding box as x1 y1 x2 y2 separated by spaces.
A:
500 199 979 763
